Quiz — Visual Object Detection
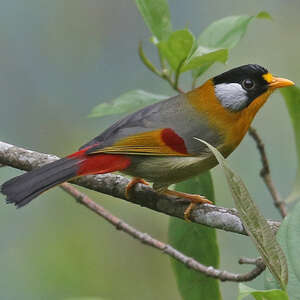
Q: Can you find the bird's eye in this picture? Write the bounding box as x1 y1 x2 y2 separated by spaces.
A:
242 79 255 90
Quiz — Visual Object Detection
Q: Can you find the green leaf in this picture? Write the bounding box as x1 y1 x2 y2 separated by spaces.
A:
158 29 227 73
158 29 195 71
169 173 222 300
193 12 271 78
280 86 300 203
191 62 214 81
256 11 272 20
198 13 263 49
265 202 300 299
135 0 172 41
195 138 288 289
238 284 289 300
88 90 168 118
285 202 300 282
182 47 228 72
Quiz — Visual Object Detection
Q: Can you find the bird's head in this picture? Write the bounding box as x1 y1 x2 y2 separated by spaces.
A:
212 64 294 112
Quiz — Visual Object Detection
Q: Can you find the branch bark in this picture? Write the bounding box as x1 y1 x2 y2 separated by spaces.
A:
0 140 281 235
61 182 266 282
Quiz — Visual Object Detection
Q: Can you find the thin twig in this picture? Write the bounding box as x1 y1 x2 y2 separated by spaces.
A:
248 127 287 218
0 141 281 235
160 67 184 93
239 257 263 266
138 41 184 94
60 182 266 282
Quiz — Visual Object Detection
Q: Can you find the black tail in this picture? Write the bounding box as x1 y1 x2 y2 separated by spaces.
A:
1 157 81 208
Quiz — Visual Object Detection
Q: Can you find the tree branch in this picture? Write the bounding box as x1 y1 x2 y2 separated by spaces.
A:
248 127 287 218
0 140 280 235
61 182 266 282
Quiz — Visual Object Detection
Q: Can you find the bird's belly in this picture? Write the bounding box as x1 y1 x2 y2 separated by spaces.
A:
121 154 219 188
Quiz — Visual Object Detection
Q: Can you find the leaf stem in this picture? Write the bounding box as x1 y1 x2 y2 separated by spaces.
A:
157 47 166 71
174 59 185 92
138 41 162 77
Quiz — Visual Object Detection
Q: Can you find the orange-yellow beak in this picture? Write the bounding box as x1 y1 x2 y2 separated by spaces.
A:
268 76 295 89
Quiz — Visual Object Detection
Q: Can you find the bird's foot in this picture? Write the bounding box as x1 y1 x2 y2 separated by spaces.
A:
162 189 212 221
125 177 149 199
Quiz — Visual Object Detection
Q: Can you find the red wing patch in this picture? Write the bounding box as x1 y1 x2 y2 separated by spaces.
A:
87 128 190 156
160 128 187 154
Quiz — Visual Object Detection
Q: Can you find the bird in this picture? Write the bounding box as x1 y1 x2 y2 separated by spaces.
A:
1 64 294 219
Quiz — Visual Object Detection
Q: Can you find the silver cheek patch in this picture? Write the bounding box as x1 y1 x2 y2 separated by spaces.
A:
214 83 249 111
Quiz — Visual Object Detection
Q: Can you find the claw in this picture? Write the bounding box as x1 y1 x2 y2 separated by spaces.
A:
162 189 212 221
125 177 149 199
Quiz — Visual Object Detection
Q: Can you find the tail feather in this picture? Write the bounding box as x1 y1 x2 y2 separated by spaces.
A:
1 157 82 208
1 147 131 208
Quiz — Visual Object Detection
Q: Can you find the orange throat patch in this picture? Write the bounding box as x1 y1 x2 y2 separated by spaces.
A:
186 80 273 151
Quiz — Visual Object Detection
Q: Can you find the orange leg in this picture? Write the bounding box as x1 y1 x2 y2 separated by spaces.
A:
162 189 212 221
125 177 149 199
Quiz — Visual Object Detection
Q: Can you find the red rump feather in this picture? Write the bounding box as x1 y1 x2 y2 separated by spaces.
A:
77 154 131 176
68 146 131 176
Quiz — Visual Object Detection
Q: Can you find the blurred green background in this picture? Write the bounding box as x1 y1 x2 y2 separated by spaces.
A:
0 1 299 299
